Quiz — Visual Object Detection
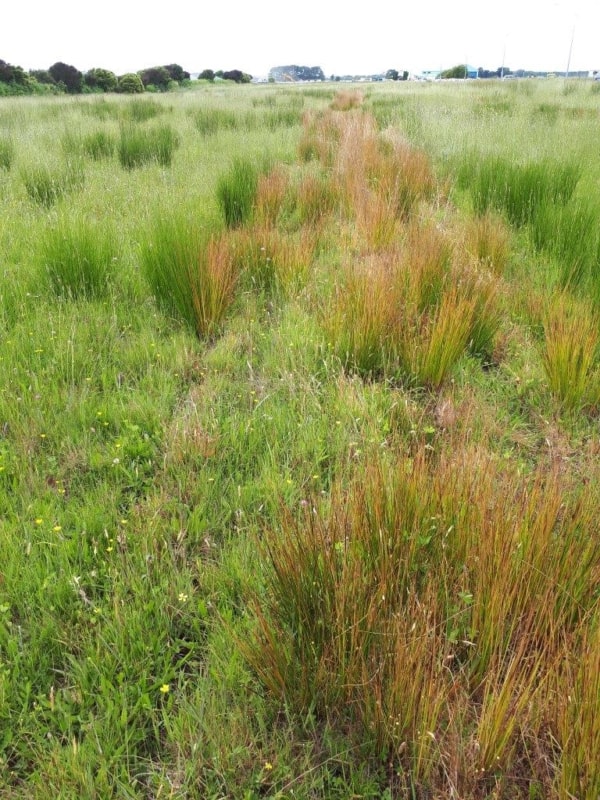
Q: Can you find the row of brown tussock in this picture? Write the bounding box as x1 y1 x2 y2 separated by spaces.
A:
238 93 600 797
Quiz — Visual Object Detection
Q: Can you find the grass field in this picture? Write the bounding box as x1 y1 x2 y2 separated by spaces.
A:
1 77 600 798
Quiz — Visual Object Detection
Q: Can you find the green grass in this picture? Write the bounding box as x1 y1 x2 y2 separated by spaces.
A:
21 160 85 206
216 157 259 228
139 209 238 338
1 79 600 799
118 123 179 169
0 135 14 170
39 214 118 298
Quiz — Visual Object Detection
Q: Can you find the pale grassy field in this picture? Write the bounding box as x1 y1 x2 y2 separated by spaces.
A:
1 78 599 798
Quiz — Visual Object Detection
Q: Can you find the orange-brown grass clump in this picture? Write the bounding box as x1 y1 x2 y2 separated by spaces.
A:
253 166 290 227
542 292 600 412
190 235 240 339
323 253 405 377
463 211 512 275
294 171 340 227
241 449 600 797
226 224 317 296
298 110 343 166
330 89 364 111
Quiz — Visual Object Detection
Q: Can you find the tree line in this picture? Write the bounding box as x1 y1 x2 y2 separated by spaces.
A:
0 59 252 95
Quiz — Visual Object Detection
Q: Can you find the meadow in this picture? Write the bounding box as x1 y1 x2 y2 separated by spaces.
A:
0 77 599 798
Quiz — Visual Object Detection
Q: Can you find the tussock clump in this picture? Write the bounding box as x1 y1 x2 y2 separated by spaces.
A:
542 293 600 412
227 225 316 295
463 211 511 275
39 214 117 299
118 123 179 169
22 160 84 206
330 89 364 111
0 135 14 170
82 130 116 161
242 451 600 794
253 166 290 227
140 212 237 338
216 157 259 228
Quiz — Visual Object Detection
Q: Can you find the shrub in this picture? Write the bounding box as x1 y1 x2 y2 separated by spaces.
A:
118 124 179 169
39 215 117 298
49 61 83 93
84 68 118 93
216 158 259 228
117 73 144 94
140 212 237 338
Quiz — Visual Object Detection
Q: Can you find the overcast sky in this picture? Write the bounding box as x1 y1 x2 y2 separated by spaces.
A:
3 0 599 78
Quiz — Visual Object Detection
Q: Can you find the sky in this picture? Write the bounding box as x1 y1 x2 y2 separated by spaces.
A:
2 0 599 78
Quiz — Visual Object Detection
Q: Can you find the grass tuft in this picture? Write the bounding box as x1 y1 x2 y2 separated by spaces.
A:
21 160 84 206
39 214 118 299
0 135 15 170
216 157 259 228
541 293 599 411
118 123 179 169
140 211 237 338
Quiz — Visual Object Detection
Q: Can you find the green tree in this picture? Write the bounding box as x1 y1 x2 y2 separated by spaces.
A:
386 69 399 81
138 66 171 90
49 61 83 93
441 64 468 79
118 73 144 93
164 64 189 82
30 69 55 85
198 69 215 82
85 68 118 92
222 69 252 83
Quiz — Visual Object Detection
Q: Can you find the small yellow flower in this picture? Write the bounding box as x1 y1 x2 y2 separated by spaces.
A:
178 592 188 603
263 762 273 771
34 518 43 525
52 525 62 532
159 684 170 694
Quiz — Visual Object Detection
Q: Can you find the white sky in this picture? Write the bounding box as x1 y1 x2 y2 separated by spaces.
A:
2 0 599 78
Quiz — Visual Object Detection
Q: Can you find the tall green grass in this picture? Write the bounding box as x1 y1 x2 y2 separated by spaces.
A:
0 135 14 170
21 160 85 206
460 154 581 225
140 211 237 338
82 130 116 160
216 157 259 228
39 215 118 299
192 107 238 136
118 123 179 169
531 200 600 291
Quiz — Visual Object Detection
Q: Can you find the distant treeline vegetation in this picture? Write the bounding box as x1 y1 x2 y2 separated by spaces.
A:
0 59 252 95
